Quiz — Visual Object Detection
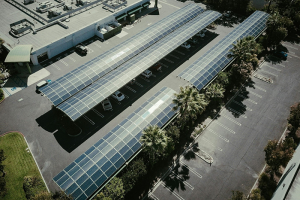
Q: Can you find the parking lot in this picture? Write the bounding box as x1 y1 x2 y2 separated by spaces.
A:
149 41 300 200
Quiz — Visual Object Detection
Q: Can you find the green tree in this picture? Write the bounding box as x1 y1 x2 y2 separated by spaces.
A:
281 137 296 166
102 177 125 200
121 158 147 193
216 71 229 86
166 125 180 144
228 36 262 65
173 86 208 125
0 149 6 197
258 173 277 200
94 192 112 200
264 140 282 172
249 188 265 200
205 83 225 100
140 125 169 164
30 191 52 200
230 61 253 85
287 102 300 141
229 190 246 200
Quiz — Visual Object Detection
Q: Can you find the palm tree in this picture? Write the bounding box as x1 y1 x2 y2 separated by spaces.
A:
205 83 225 100
228 36 262 64
140 125 168 163
173 86 208 124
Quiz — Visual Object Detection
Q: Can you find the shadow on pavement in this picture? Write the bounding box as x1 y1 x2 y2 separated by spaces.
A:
163 163 190 192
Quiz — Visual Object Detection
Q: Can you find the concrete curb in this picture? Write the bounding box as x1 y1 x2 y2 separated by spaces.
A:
0 131 50 193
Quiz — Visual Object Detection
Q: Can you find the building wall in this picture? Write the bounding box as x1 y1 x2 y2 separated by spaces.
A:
30 0 149 65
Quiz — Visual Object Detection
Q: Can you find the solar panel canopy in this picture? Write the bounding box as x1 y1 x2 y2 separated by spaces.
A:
40 4 204 106
57 10 221 121
53 87 177 200
178 11 269 91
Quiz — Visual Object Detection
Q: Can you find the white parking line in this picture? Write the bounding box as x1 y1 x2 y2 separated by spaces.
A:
254 85 266 92
180 161 202 179
160 0 180 9
68 56 76 62
214 121 236 134
140 76 150 82
52 63 61 70
201 138 223 151
289 51 295 54
260 69 278 77
248 90 262 98
125 85 136 93
222 114 242 126
161 183 185 200
93 42 102 48
171 172 194 190
60 59 69 66
278 64 285 68
87 47 94 54
83 115 95 125
226 107 247 118
207 128 230 142
288 56 293 59
151 74 156 78
289 54 300 59
232 100 253 111
283 43 298 50
265 64 281 71
124 94 129 99
174 50 185 55
92 109 104 118
169 54 180 59
158 62 169 68
135 81 143 87
238 94 258 104
150 193 159 200
163 58 174 63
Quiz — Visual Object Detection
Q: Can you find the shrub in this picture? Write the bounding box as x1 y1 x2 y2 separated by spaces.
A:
258 173 276 200
23 176 43 199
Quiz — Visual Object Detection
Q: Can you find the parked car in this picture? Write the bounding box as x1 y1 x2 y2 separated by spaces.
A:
181 42 191 49
189 37 198 44
150 63 162 71
101 98 112 110
274 51 288 60
196 32 205 37
111 91 125 101
129 78 136 85
224 11 231 17
201 28 207 33
36 80 48 93
76 44 88 55
141 69 153 78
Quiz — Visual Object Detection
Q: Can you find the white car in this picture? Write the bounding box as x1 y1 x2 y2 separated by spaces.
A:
181 42 191 49
111 91 125 101
36 80 48 92
101 98 112 111
196 32 205 37
141 69 152 78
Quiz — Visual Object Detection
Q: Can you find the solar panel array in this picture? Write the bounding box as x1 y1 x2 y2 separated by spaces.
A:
57 10 221 121
178 11 269 91
40 4 204 106
53 87 177 200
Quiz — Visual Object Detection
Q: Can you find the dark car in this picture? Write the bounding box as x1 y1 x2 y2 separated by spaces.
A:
150 63 162 71
274 51 288 60
76 44 88 55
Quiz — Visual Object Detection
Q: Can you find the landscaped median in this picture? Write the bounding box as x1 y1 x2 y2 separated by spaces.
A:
0 132 48 200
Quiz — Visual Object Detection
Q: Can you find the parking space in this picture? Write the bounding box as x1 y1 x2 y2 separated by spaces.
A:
151 41 300 199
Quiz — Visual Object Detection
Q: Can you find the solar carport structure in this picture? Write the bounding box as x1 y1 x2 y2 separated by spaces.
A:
40 4 204 106
53 87 177 200
57 10 221 121
178 11 269 91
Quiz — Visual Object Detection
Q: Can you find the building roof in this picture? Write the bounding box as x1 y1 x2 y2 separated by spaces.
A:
4 45 33 62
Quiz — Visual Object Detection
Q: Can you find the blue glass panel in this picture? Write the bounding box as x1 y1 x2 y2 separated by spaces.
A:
76 173 88 185
103 131 113 140
66 182 78 195
65 162 76 173
53 171 65 182
95 174 107 187
94 139 104 148
105 165 117 177
127 138 137 148
81 178 93 191
82 160 94 172
88 148 100 159
56 174 69 186
106 148 117 159
110 152 121 164
91 169 103 181
92 152 104 163
119 145 129 156
114 157 126 169
61 178 74 190
131 142 142 152
75 154 86 164
77 193 88 200
69 165 80 176
87 165 98 177
85 183 98 197
85 146 95 156
101 161 113 172
96 156 108 168
72 188 83 199
72 169 84 181
123 149 134 160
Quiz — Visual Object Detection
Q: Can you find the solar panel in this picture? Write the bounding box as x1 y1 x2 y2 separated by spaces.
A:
178 11 269 90
53 87 177 200
40 4 204 106
57 10 221 121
